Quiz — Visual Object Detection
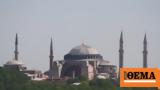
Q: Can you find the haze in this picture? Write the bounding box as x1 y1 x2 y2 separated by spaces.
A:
0 0 160 71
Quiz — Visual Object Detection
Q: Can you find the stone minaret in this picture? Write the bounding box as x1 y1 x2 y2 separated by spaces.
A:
14 33 19 61
49 38 54 80
143 34 148 68
119 32 124 68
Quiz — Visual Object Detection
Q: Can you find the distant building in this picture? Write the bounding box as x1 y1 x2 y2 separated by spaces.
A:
4 60 26 71
3 32 148 81
97 60 117 79
4 33 27 71
46 42 117 80
47 32 148 80
3 34 47 81
23 70 47 81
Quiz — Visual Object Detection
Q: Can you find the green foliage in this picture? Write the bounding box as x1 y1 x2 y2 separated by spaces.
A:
0 67 29 90
0 67 157 90
66 75 88 84
0 67 28 83
89 78 115 90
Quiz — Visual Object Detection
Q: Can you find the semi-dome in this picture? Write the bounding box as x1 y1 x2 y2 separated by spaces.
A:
64 43 103 60
69 43 99 55
99 60 110 66
5 60 23 65
4 59 27 71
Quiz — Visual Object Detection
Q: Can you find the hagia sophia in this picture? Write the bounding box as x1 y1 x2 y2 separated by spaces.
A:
3 32 148 81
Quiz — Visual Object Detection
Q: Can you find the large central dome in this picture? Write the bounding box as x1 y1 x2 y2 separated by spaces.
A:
64 43 103 60
69 43 99 55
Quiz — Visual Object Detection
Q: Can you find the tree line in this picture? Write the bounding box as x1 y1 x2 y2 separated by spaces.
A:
0 67 156 90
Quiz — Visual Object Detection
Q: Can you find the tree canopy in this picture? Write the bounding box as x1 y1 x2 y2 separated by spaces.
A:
0 67 157 90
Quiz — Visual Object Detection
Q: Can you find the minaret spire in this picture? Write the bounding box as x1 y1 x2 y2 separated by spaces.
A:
14 33 19 61
119 32 124 68
49 37 54 80
143 34 148 68
50 38 53 59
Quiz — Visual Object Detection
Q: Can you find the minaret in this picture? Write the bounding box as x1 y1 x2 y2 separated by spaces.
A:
119 32 124 68
49 38 54 80
14 33 19 61
143 34 148 68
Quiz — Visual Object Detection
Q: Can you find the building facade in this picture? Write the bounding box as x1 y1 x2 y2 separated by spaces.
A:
48 43 117 80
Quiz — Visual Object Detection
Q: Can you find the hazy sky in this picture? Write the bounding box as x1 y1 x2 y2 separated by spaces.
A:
0 0 160 71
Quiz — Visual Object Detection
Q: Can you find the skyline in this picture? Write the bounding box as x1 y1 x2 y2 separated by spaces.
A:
0 0 160 71
0 32 156 71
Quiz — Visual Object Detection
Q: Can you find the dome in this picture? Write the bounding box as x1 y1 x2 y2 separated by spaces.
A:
5 60 23 65
64 43 103 60
68 43 99 55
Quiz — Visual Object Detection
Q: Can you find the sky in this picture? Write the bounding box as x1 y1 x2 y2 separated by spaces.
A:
0 0 160 72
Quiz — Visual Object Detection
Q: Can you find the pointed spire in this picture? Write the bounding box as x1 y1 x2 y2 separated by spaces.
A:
119 31 124 68
143 34 148 68
118 31 124 79
49 37 54 64
144 33 147 44
120 31 123 44
49 37 54 80
50 38 53 56
14 33 19 61
15 33 18 45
